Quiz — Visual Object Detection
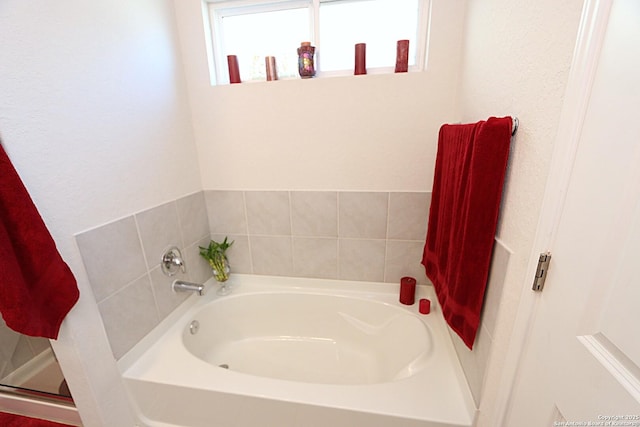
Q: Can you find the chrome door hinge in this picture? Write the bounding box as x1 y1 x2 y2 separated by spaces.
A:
532 252 552 292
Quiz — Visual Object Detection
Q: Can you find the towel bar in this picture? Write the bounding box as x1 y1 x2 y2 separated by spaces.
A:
511 116 519 136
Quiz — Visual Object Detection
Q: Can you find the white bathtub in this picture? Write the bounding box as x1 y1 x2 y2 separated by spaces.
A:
119 275 476 427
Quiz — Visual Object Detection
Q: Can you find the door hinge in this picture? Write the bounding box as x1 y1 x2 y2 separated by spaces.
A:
532 252 552 292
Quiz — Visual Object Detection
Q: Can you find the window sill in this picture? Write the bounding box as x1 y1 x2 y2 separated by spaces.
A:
214 65 424 86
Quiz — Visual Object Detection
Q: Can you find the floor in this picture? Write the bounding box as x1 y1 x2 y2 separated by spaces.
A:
0 411 74 427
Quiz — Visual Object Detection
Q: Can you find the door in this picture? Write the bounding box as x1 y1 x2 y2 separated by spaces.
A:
505 0 640 425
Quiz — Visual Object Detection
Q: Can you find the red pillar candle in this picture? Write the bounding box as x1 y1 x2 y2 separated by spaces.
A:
395 39 409 73
227 55 241 84
419 298 431 314
354 43 366 75
399 276 417 305
265 56 278 81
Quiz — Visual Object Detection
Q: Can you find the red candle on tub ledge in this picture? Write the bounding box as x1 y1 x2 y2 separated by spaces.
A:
419 298 431 315
399 276 417 305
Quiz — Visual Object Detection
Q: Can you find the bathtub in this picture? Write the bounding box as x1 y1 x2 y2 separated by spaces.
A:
119 275 476 427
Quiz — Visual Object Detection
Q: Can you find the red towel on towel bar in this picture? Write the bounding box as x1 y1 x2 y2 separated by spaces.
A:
0 143 79 339
422 117 512 349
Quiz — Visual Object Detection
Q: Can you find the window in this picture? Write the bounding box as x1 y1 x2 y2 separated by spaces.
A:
206 0 430 84
318 0 421 72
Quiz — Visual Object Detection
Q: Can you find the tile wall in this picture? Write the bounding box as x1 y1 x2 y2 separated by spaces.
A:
76 188 511 408
76 192 211 359
448 239 511 406
205 190 431 285
76 190 431 359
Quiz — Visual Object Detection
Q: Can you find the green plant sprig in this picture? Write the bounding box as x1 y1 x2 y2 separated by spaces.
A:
199 237 233 282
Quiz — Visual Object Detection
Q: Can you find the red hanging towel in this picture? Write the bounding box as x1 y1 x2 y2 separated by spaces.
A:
0 142 79 339
422 117 512 349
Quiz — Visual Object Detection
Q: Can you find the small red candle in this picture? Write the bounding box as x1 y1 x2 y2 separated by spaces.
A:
354 43 366 75
265 56 278 81
419 298 431 314
395 39 409 73
227 55 241 84
399 276 416 305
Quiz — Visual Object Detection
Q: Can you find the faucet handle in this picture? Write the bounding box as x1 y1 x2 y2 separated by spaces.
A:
161 246 186 277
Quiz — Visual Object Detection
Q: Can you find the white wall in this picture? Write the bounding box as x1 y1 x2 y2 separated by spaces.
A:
0 0 590 424
454 0 585 425
0 1 201 425
174 0 467 191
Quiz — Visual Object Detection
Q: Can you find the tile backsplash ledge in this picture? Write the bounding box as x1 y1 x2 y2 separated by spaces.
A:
76 190 431 359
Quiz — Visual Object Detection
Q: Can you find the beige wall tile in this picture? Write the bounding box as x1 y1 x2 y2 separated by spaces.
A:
76 216 147 302
177 192 210 246
384 240 428 285
250 235 293 276
293 237 338 279
98 275 159 359
388 192 430 240
245 191 291 235
338 192 388 239
148 266 190 320
206 190 247 234
338 238 386 282
136 201 182 270
291 191 337 237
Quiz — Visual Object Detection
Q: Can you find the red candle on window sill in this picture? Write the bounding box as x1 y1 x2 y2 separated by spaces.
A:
354 43 366 75
265 56 278 81
227 55 241 84
399 276 417 305
395 39 409 73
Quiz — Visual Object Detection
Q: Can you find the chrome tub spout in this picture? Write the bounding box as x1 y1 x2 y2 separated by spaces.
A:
172 280 206 296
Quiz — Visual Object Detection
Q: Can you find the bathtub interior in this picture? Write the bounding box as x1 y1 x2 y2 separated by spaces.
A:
119 275 476 427
183 292 432 385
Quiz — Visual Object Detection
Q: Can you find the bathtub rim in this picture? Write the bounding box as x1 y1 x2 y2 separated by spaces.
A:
118 274 438 372
118 274 477 426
